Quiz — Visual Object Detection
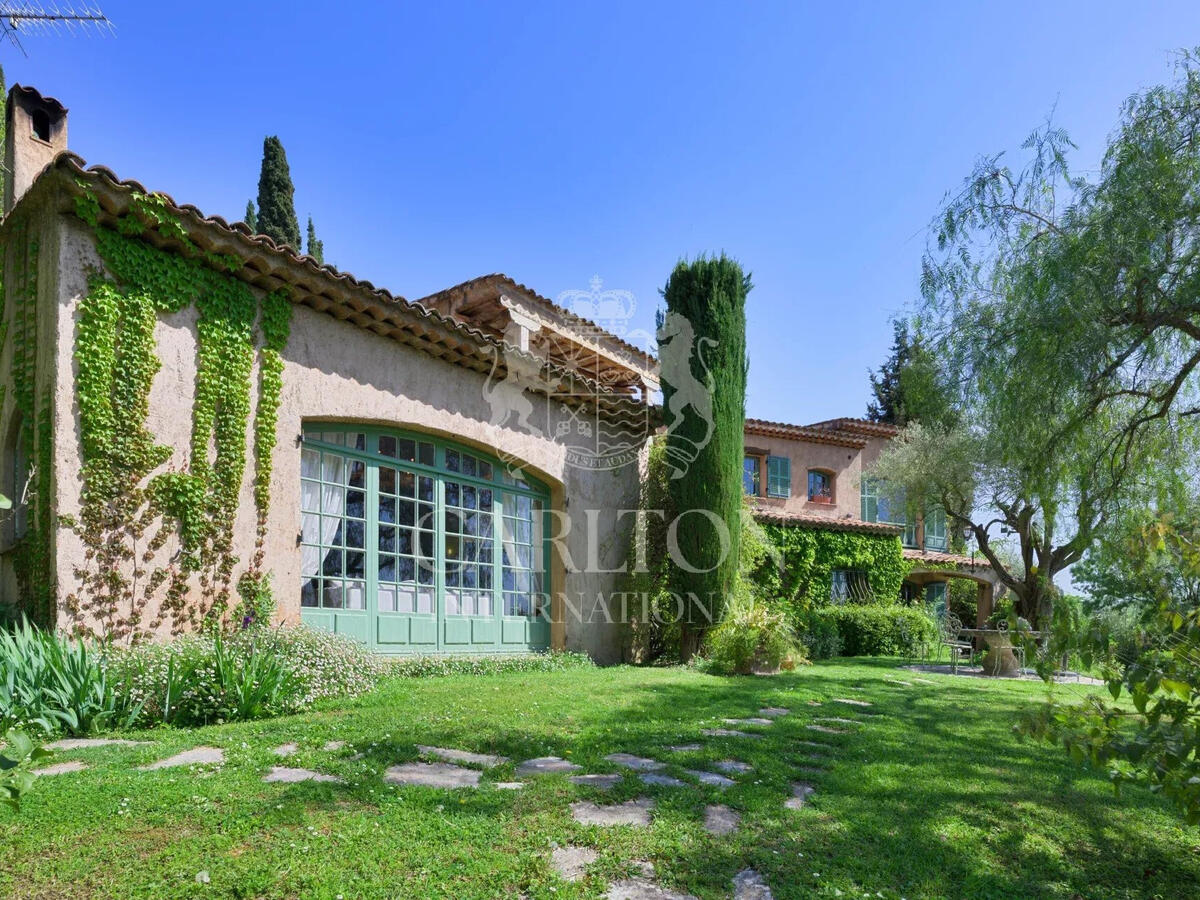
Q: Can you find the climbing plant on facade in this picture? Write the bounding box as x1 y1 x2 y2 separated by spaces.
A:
62 190 291 641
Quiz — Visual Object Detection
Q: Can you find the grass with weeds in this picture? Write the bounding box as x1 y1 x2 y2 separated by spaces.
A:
1 658 1196 899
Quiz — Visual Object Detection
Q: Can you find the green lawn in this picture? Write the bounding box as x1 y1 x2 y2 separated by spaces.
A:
2 659 1196 899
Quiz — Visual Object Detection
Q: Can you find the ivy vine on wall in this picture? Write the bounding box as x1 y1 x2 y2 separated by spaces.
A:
63 191 291 641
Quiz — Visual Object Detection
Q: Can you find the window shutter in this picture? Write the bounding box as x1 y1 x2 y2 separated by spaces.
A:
767 456 790 498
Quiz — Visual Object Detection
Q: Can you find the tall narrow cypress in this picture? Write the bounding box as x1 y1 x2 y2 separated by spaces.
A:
305 216 324 263
243 200 257 232
255 136 300 249
659 255 750 659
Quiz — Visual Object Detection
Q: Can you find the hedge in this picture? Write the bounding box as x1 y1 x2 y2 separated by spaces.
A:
800 605 937 659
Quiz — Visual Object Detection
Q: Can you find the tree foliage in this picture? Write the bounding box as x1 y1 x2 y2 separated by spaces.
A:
243 200 256 233
255 137 300 250
306 216 324 263
867 318 956 428
660 255 749 659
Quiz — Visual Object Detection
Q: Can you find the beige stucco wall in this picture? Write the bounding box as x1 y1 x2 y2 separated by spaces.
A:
46 213 644 661
745 432 866 520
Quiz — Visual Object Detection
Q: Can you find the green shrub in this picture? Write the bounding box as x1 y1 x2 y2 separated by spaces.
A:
0 619 134 735
704 595 804 675
1 730 51 811
105 626 386 726
803 605 937 657
798 612 843 660
388 651 594 678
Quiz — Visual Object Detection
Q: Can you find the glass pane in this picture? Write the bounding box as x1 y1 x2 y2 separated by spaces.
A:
398 471 415 497
398 528 413 554
322 455 345 484
348 432 366 451
462 455 477 477
446 482 460 507
445 533 461 562
347 490 365 518
321 431 345 445
463 486 476 510
322 548 343 577
378 524 396 552
399 557 415 582
417 589 434 613
398 438 416 462
301 448 320 478
345 581 366 609
322 581 344 608
480 489 493 510
322 517 343 546
301 480 320 512
379 435 398 458
445 591 461 616
419 442 435 466
379 466 397 495
397 588 415 613
478 592 492 616
379 555 396 582
349 460 366 488
445 449 460 472
419 477 434 502
397 501 414 526
346 551 365 579
301 513 320 545
301 579 319 607
345 520 365 549
378 585 396 612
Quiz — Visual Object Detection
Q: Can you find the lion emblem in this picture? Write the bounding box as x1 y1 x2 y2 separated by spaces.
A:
657 311 717 479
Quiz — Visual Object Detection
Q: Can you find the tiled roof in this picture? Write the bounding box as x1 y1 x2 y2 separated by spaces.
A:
751 508 902 536
903 548 992 570
744 418 868 448
418 274 659 373
805 417 899 438
17 152 648 427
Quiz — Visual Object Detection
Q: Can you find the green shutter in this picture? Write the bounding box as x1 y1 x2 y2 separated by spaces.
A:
861 477 877 522
766 456 790 498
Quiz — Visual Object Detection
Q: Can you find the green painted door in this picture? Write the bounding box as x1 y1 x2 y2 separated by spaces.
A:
300 426 550 654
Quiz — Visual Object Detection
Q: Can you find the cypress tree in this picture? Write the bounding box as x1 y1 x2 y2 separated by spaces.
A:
243 200 257 232
305 216 324 263
659 254 750 660
255 136 300 249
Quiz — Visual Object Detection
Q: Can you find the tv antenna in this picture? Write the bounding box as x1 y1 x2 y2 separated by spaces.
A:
0 4 113 56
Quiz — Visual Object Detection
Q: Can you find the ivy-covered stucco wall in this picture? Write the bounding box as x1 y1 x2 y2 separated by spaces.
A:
750 521 907 617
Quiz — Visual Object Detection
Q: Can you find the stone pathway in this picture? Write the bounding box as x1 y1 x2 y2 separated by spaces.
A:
701 728 761 739
831 698 872 707
383 761 480 789
814 717 860 727
418 745 508 767
569 773 623 789
44 738 146 751
493 781 524 790
263 766 344 784
322 740 346 752
272 743 298 758
551 845 598 881
732 868 774 900
758 707 789 717
714 759 752 774
640 773 686 787
784 782 815 810
667 743 702 752
805 724 845 735
605 753 665 771
140 747 224 770
723 717 773 727
571 798 654 827
703 804 739 835
685 769 734 788
606 878 697 899
33 760 88 776
516 756 582 776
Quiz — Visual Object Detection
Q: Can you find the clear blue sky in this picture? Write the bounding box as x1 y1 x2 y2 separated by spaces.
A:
7 2 1200 425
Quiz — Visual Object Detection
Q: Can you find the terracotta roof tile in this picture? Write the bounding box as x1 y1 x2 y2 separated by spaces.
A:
745 418 867 448
10 83 67 115
751 508 902 536
805 417 899 438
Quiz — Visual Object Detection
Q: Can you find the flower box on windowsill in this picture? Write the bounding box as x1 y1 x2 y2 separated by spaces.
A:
808 495 834 505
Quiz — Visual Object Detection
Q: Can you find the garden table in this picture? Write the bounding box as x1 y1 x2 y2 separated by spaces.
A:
959 628 1036 677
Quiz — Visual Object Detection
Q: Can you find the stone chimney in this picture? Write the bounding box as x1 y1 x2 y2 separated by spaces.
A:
4 84 68 215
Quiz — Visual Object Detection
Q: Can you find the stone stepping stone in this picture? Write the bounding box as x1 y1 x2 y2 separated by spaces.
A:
517 756 583 776
701 729 762 739
703 804 740 835
263 766 344 784
605 753 665 771
34 760 88 776
714 759 753 774
814 717 860 726
44 738 146 751
322 740 347 752
272 743 298 757
418 745 508 768
806 700 823 706
140 747 224 770
913 677 936 685
723 717 774 727
805 724 845 735
570 797 654 827
686 769 734 788
759 707 790 717
493 781 524 790
884 678 914 686
794 740 830 750
606 878 697 899
570 773 623 789
551 845 598 882
784 781 815 810
832 698 872 707
733 868 774 899
639 772 686 787
383 761 480 789
667 743 702 752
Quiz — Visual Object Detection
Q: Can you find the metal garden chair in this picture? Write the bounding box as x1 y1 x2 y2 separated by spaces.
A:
939 613 973 674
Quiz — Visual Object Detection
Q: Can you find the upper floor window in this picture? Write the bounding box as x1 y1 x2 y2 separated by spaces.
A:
743 455 761 496
924 506 947 552
807 469 833 504
861 477 916 547
766 455 790 498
